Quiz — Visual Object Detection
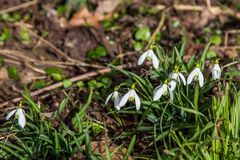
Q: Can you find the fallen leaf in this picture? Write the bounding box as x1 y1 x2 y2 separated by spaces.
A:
95 0 120 15
0 68 8 80
69 6 105 27
224 48 238 58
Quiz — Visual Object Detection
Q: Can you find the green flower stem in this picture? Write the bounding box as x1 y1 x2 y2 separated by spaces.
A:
194 83 200 127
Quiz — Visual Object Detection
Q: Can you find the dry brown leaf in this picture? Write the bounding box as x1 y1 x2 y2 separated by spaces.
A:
95 0 120 15
0 68 8 80
69 6 105 27
69 0 120 28
224 48 238 58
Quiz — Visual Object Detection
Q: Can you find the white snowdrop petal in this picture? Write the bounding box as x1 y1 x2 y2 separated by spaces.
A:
133 91 141 111
187 68 197 85
137 51 148 65
18 109 26 128
179 73 186 85
169 80 177 91
119 91 131 107
212 64 221 80
168 88 174 101
114 93 122 109
105 93 113 104
153 85 167 101
198 70 204 87
151 52 159 69
153 85 162 94
6 109 17 120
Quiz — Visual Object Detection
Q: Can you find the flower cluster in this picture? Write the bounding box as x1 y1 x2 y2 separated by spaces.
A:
106 83 141 110
106 48 222 111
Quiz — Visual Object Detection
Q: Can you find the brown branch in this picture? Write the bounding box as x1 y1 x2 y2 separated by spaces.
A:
0 0 38 15
155 4 240 19
146 11 166 49
0 63 136 109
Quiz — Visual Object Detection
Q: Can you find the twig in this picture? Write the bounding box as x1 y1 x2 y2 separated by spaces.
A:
0 63 136 108
0 133 16 140
146 11 166 49
0 0 38 15
155 4 240 19
25 63 46 74
224 29 240 47
221 61 239 69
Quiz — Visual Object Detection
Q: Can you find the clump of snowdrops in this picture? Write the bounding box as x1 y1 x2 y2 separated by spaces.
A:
105 42 240 159
106 43 221 111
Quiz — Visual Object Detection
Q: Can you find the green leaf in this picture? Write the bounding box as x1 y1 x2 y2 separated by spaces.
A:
200 42 211 67
101 77 112 89
45 67 63 74
12 13 21 21
206 49 217 59
124 134 136 160
85 130 92 159
63 79 72 88
51 73 62 81
7 66 20 80
23 94 41 113
135 26 151 41
0 27 11 41
0 141 25 160
55 91 72 117
19 27 30 42
72 90 93 130
87 46 107 59
210 35 222 45
76 81 85 90
0 13 10 21
88 80 102 89
32 80 46 90
57 5 67 14
133 41 143 51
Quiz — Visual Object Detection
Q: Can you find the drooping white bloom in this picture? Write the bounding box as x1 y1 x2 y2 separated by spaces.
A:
169 67 186 91
137 49 159 69
6 107 26 128
119 89 141 110
212 60 221 80
105 91 122 110
187 64 204 87
153 81 173 101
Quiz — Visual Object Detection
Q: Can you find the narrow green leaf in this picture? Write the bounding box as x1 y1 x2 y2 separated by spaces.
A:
124 134 136 160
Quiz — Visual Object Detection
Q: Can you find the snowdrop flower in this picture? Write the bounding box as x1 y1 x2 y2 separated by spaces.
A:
6 104 26 128
153 80 173 101
187 63 204 87
212 59 221 80
118 84 141 110
169 66 186 91
137 49 159 69
105 86 122 110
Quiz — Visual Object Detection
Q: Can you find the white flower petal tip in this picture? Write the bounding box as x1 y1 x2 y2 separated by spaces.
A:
137 49 159 69
169 71 186 91
106 91 122 110
212 64 221 80
153 84 173 101
6 109 17 120
6 108 26 128
119 89 141 111
187 67 204 87
18 109 26 128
